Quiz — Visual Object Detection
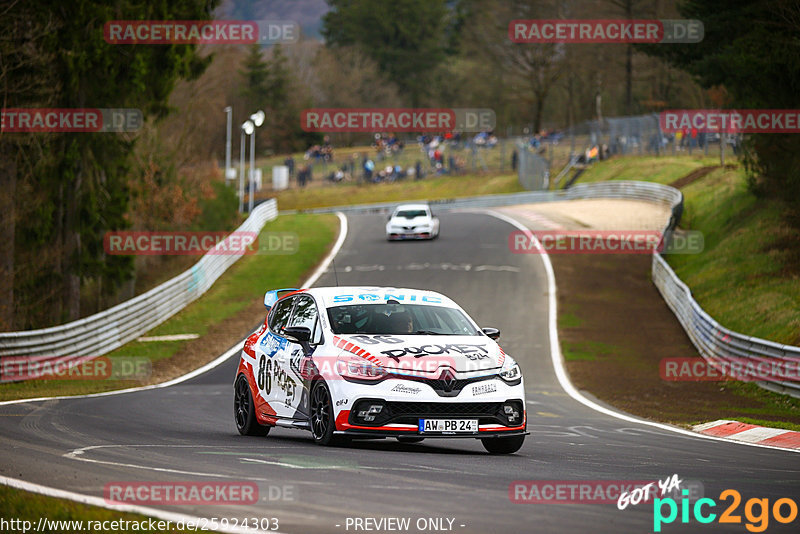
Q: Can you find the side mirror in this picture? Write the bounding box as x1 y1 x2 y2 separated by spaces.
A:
283 326 313 356
283 326 311 342
482 327 500 340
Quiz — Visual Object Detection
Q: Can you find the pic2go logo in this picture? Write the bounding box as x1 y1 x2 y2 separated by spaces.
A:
653 489 798 532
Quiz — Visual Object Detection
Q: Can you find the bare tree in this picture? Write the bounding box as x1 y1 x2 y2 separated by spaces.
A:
0 1 58 330
465 0 567 132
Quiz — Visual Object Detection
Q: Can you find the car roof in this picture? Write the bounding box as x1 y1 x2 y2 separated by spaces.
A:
394 204 430 211
304 286 458 309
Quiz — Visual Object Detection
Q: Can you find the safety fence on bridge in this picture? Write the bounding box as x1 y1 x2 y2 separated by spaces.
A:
0 200 278 381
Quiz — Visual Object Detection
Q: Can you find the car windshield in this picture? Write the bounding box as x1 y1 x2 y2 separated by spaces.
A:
327 303 479 336
395 209 427 219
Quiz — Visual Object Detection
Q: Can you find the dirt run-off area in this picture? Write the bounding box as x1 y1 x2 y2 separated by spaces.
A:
500 197 800 428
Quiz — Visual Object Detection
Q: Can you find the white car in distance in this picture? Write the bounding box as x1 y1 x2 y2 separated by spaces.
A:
386 204 440 240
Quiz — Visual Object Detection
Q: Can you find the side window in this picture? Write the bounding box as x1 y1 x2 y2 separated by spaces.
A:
268 297 294 335
288 295 322 343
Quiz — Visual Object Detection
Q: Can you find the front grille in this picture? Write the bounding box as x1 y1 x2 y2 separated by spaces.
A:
386 401 500 417
399 373 494 397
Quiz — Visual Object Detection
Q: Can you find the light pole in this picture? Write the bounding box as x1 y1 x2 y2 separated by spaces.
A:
248 110 265 213
240 120 254 213
224 106 232 181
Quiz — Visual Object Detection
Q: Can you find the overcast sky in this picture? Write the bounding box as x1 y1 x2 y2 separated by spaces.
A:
216 0 330 40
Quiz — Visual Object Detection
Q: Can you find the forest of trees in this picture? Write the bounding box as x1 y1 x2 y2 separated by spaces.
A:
1 0 797 330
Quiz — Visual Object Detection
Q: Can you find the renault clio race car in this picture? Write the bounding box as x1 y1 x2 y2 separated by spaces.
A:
385 204 440 240
234 287 527 454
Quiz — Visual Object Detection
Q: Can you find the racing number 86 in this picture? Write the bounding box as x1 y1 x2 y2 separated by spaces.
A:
257 356 272 394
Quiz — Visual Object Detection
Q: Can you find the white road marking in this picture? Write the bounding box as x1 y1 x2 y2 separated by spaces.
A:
474 265 520 272
335 263 520 272
0 214 351 528
302 212 348 289
63 445 285 481
0 212 348 408
240 457 350 470
483 209 799 454
0 474 280 534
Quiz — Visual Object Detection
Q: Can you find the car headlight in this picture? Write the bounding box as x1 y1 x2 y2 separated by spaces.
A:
336 357 387 381
498 356 522 384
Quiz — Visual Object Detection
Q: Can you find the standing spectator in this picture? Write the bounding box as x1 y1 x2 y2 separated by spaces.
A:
298 164 311 187
363 157 375 182
284 156 295 181
414 160 422 181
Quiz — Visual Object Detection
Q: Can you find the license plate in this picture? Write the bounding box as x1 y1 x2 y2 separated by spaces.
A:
418 419 478 434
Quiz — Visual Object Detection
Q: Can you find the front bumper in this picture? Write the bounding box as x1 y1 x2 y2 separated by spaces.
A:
337 399 526 438
330 375 526 438
387 231 433 240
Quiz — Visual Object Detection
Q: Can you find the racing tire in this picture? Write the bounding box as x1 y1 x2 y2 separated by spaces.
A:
234 375 270 437
310 380 348 446
481 435 525 454
396 437 425 444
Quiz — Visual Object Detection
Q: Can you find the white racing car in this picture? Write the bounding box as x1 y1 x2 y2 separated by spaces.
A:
234 287 527 454
385 204 440 240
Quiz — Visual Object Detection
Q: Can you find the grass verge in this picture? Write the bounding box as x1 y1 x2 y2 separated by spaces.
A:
574 155 721 185
665 167 800 345
268 172 522 211
0 485 211 533
556 155 800 430
0 214 338 402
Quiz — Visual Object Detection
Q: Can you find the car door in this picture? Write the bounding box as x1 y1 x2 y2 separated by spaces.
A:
280 294 323 419
253 295 294 416
427 208 439 236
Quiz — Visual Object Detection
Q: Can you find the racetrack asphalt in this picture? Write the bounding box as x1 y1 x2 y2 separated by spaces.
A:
0 211 798 533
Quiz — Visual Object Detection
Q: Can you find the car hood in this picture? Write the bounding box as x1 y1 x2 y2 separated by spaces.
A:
332 334 502 374
388 216 431 226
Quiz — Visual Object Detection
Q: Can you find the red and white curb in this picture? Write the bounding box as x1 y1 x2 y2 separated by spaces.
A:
693 420 800 449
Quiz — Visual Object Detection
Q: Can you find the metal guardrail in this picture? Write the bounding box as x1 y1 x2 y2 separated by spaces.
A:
0 200 278 379
652 255 800 398
5 180 796 396
286 180 681 215
294 180 799 397
633 186 800 398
